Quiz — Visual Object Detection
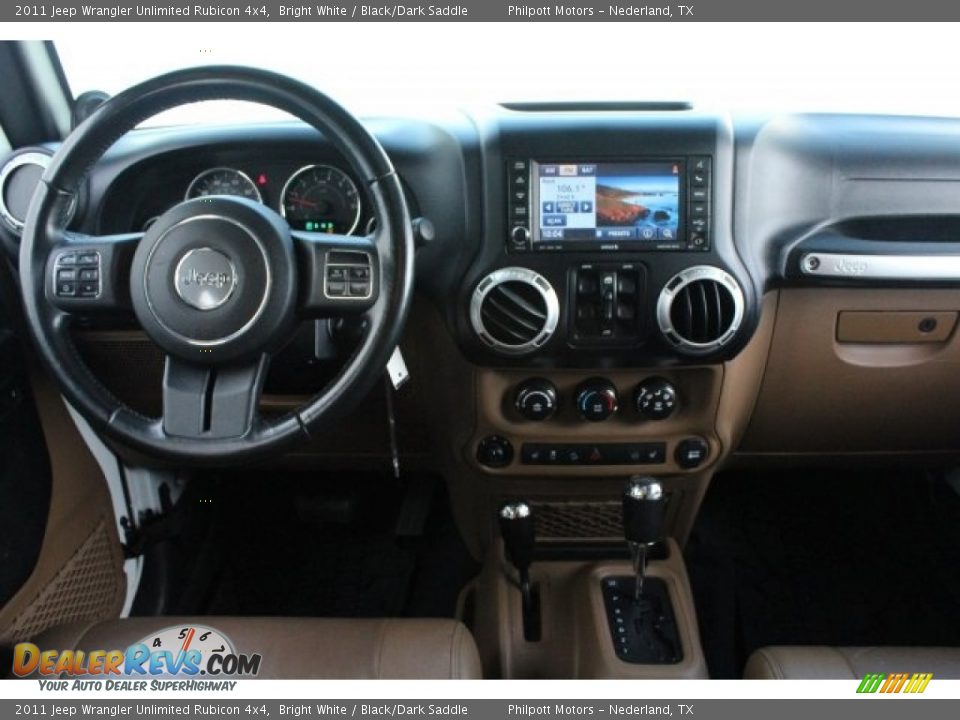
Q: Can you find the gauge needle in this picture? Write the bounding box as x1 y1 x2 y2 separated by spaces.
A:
173 627 196 673
180 627 196 653
288 195 319 209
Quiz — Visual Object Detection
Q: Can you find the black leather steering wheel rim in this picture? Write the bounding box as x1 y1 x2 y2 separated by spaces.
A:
19 66 414 464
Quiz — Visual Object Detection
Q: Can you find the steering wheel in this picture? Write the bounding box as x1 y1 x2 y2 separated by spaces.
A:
18 66 414 464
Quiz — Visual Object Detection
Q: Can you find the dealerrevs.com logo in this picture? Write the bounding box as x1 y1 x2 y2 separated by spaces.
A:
12 624 261 684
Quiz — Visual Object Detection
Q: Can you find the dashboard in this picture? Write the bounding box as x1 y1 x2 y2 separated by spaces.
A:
5 107 960 489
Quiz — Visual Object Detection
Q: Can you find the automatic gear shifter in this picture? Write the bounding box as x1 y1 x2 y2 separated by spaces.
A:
623 476 666 601
600 476 680 663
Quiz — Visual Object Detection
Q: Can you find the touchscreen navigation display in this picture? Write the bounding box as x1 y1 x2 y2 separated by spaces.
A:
533 161 682 248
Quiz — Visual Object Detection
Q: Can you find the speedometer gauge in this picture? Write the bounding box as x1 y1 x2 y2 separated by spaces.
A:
280 165 361 235
185 168 262 202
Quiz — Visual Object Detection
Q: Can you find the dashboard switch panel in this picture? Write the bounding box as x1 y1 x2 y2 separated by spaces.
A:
687 156 711 250
521 442 666 466
571 263 644 344
507 160 531 250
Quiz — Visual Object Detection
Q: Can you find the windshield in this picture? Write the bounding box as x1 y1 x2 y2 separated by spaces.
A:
55 23 960 122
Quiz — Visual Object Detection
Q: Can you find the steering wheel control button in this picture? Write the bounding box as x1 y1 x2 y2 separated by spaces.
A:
514 378 558 421
676 437 709 469
477 435 514 468
56 281 76 297
324 252 373 300
634 378 678 421
174 248 238 311
54 251 100 298
576 378 619 421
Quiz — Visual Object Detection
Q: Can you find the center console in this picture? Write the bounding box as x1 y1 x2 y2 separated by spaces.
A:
462 487 708 679
447 111 760 678
457 111 756 488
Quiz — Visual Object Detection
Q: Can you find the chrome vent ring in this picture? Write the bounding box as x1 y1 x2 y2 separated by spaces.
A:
0 151 53 235
470 267 559 355
656 265 745 355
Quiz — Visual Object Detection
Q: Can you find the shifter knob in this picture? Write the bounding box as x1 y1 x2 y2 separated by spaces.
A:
498 501 541 641
499 502 535 574
623 476 666 546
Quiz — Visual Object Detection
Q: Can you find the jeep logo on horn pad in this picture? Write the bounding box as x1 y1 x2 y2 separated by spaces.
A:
174 247 238 311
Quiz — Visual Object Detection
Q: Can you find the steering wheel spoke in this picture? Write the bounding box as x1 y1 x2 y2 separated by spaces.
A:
46 231 142 312
292 229 379 316
162 354 269 440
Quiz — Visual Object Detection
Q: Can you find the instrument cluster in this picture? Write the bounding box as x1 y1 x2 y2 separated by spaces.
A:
139 163 368 236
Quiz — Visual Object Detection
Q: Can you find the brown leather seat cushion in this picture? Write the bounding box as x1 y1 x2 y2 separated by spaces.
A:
745 646 960 679
32 617 482 679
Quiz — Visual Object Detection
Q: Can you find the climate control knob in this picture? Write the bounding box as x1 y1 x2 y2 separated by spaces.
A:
575 378 619 422
514 378 558 421
634 377 678 421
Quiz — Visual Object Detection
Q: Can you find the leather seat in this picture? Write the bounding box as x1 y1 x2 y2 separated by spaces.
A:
32 617 482 679
745 646 960 679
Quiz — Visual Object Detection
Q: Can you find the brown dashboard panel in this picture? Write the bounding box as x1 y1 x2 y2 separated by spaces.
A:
740 288 960 455
836 310 957 344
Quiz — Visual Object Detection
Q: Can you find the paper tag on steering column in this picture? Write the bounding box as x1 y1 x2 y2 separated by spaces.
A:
386 346 410 390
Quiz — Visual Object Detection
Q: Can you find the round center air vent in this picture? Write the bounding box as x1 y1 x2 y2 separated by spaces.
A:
470 267 559 355
656 266 745 355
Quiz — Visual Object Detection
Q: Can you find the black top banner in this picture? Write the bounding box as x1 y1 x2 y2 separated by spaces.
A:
2 0 954 22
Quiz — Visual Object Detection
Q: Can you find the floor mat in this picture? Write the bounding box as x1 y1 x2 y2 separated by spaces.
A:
685 467 960 678
160 472 477 620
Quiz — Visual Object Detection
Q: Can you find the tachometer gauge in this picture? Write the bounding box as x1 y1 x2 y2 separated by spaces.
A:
185 168 262 202
280 164 361 235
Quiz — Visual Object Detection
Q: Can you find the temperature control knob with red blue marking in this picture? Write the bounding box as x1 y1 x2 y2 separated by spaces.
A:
576 378 619 422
